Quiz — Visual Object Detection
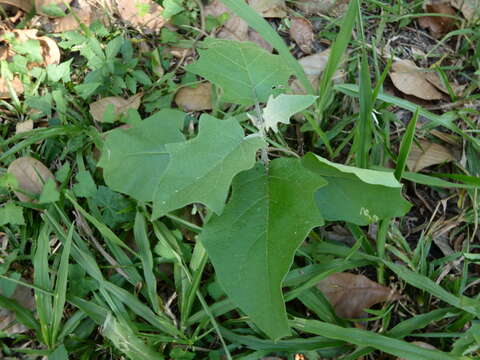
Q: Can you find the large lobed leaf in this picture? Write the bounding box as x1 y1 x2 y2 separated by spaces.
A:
303 153 411 225
152 115 265 218
186 38 294 106
98 109 185 202
200 158 326 339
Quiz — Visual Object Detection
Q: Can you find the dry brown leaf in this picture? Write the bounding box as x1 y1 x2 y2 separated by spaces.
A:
0 76 24 98
247 0 287 18
0 0 33 12
398 342 437 360
175 83 212 112
290 17 314 54
418 3 456 38
406 140 455 172
451 0 480 21
204 0 249 41
7 157 55 202
390 60 444 100
15 119 33 134
290 48 345 95
317 272 400 318
1 29 61 66
117 0 166 33
89 93 143 123
0 281 35 335
247 30 273 52
52 7 93 32
295 0 349 16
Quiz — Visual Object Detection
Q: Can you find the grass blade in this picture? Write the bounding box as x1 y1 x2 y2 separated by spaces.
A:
133 211 160 314
394 108 419 180
51 224 74 345
291 318 459 360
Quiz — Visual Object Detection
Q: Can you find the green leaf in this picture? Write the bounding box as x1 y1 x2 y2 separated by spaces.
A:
73 170 97 198
217 0 313 94
163 0 184 19
38 178 60 204
200 158 326 339
47 59 72 83
48 344 68 360
186 39 293 106
262 94 318 132
91 186 134 228
98 109 186 202
303 153 411 225
0 202 25 226
152 115 265 218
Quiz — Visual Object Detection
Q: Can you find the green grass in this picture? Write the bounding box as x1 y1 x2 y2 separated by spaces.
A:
0 0 480 359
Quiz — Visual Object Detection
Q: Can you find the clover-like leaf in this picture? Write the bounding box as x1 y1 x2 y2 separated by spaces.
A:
152 115 265 218
262 94 318 132
98 109 185 202
186 38 293 106
200 158 326 339
303 153 411 225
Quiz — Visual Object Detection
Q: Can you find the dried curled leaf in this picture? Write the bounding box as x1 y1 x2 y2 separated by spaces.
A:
204 0 249 41
389 60 444 100
289 17 314 54
0 0 33 12
7 157 55 202
116 0 166 33
89 93 142 123
247 0 287 18
406 140 455 172
0 76 24 99
451 0 480 21
418 3 456 38
175 83 212 112
317 272 400 318
52 7 93 32
295 0 349 16
0 29 60 66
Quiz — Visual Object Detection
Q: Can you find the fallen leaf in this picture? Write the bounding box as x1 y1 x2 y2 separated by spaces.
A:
0 76 24 99
175 82 212 112
451 0 480 21
204 0 249 41
204 0 275 47
406 140 455 172
117 0 166 33
7 157 56 202
2 29 60 66
397 342 437 360
0 0 33 12
295 0 349 16
418 3 456 38
289 17 315 54
247 29 273 52
52 7 93 32
389 60 444 100
15 119 33 134
317 272 400 318
0 280 35 335
247 0 287 18
89 93 143 123
290 48 346 94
